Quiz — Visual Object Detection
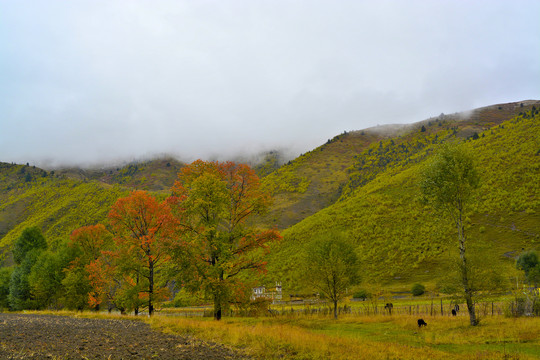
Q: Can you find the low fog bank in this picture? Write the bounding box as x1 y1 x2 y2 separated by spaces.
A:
15 146 300 172
7 99 539 171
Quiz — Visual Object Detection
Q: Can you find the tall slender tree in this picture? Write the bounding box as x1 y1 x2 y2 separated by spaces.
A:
169 160 280 320
420 142 480 326
303 230 359 319
9 227 48 310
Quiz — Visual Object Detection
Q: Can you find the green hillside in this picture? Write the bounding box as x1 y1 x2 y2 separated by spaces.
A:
0 157 187 259
267 106 540 292
0 164 130 263
259 131 384 228
260 100 540 229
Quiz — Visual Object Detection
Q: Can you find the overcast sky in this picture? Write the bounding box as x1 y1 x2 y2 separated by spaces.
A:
1 0 539 167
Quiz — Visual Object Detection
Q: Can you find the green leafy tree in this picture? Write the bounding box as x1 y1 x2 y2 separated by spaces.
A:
8 227 48 310
28 251 64 309
0 267 13 309
411 283 425 296
170 160 281 320
13 227 47 265
420 142 480 326
61 266 92 311
303 230 359 319
9 249 42 310
28 243 77 309
516 251 540 286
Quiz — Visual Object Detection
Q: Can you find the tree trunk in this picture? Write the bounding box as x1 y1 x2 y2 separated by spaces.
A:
462 260 477 325
135 272 140 316
214 299 222 321
214 266 224 321
457 213 478 326
333 300 338 319
148 260 154 316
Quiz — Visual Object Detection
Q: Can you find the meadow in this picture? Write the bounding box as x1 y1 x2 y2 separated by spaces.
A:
97 309 540 359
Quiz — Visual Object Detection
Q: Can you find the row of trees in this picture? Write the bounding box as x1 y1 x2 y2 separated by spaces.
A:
1 160 281 320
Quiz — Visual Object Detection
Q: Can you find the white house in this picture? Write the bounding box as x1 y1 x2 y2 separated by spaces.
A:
251 282 282 303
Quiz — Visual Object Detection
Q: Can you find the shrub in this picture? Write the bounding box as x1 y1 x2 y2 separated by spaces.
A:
353 289 370 300
173 288 201 307
411 283 425 296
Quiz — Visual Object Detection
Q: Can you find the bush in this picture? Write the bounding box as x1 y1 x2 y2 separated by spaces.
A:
353 289 370 300
0 267 13 309
235 297 272 317
411 283 425 296
173 288 201 307
506 292 540 317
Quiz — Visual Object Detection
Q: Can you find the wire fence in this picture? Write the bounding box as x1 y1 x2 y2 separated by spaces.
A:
158 297 538 318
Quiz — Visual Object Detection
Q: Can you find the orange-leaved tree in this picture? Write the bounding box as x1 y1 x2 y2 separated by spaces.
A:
169 160 281 320
67 224 116 311
108 190 181 316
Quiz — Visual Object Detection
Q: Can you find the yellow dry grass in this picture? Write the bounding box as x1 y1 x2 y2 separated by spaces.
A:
148 314 540 360
26 310 540 359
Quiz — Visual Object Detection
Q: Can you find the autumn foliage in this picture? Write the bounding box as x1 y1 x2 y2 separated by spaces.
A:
66 161 278 317
67 225 114 310
108 190 180 316
169 160 281 320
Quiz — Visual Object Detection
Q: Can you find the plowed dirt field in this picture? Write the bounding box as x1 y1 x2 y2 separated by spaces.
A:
0 313 250 359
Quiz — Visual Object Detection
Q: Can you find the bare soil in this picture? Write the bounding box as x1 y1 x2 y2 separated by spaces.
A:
0 313 250 359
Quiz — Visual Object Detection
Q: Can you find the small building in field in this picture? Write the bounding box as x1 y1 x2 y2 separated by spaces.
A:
251 282 282 304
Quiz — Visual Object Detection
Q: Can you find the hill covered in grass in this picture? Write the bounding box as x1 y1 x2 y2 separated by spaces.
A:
0 163 130 263
259 100 540 229
267 104 540 292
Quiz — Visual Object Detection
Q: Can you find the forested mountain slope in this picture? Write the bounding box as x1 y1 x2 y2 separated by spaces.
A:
267 108 540 291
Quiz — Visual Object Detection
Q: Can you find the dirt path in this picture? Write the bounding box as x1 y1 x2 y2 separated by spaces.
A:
0 313 250 359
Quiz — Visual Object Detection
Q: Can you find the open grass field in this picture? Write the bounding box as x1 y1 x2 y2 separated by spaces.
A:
149 312 540 359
